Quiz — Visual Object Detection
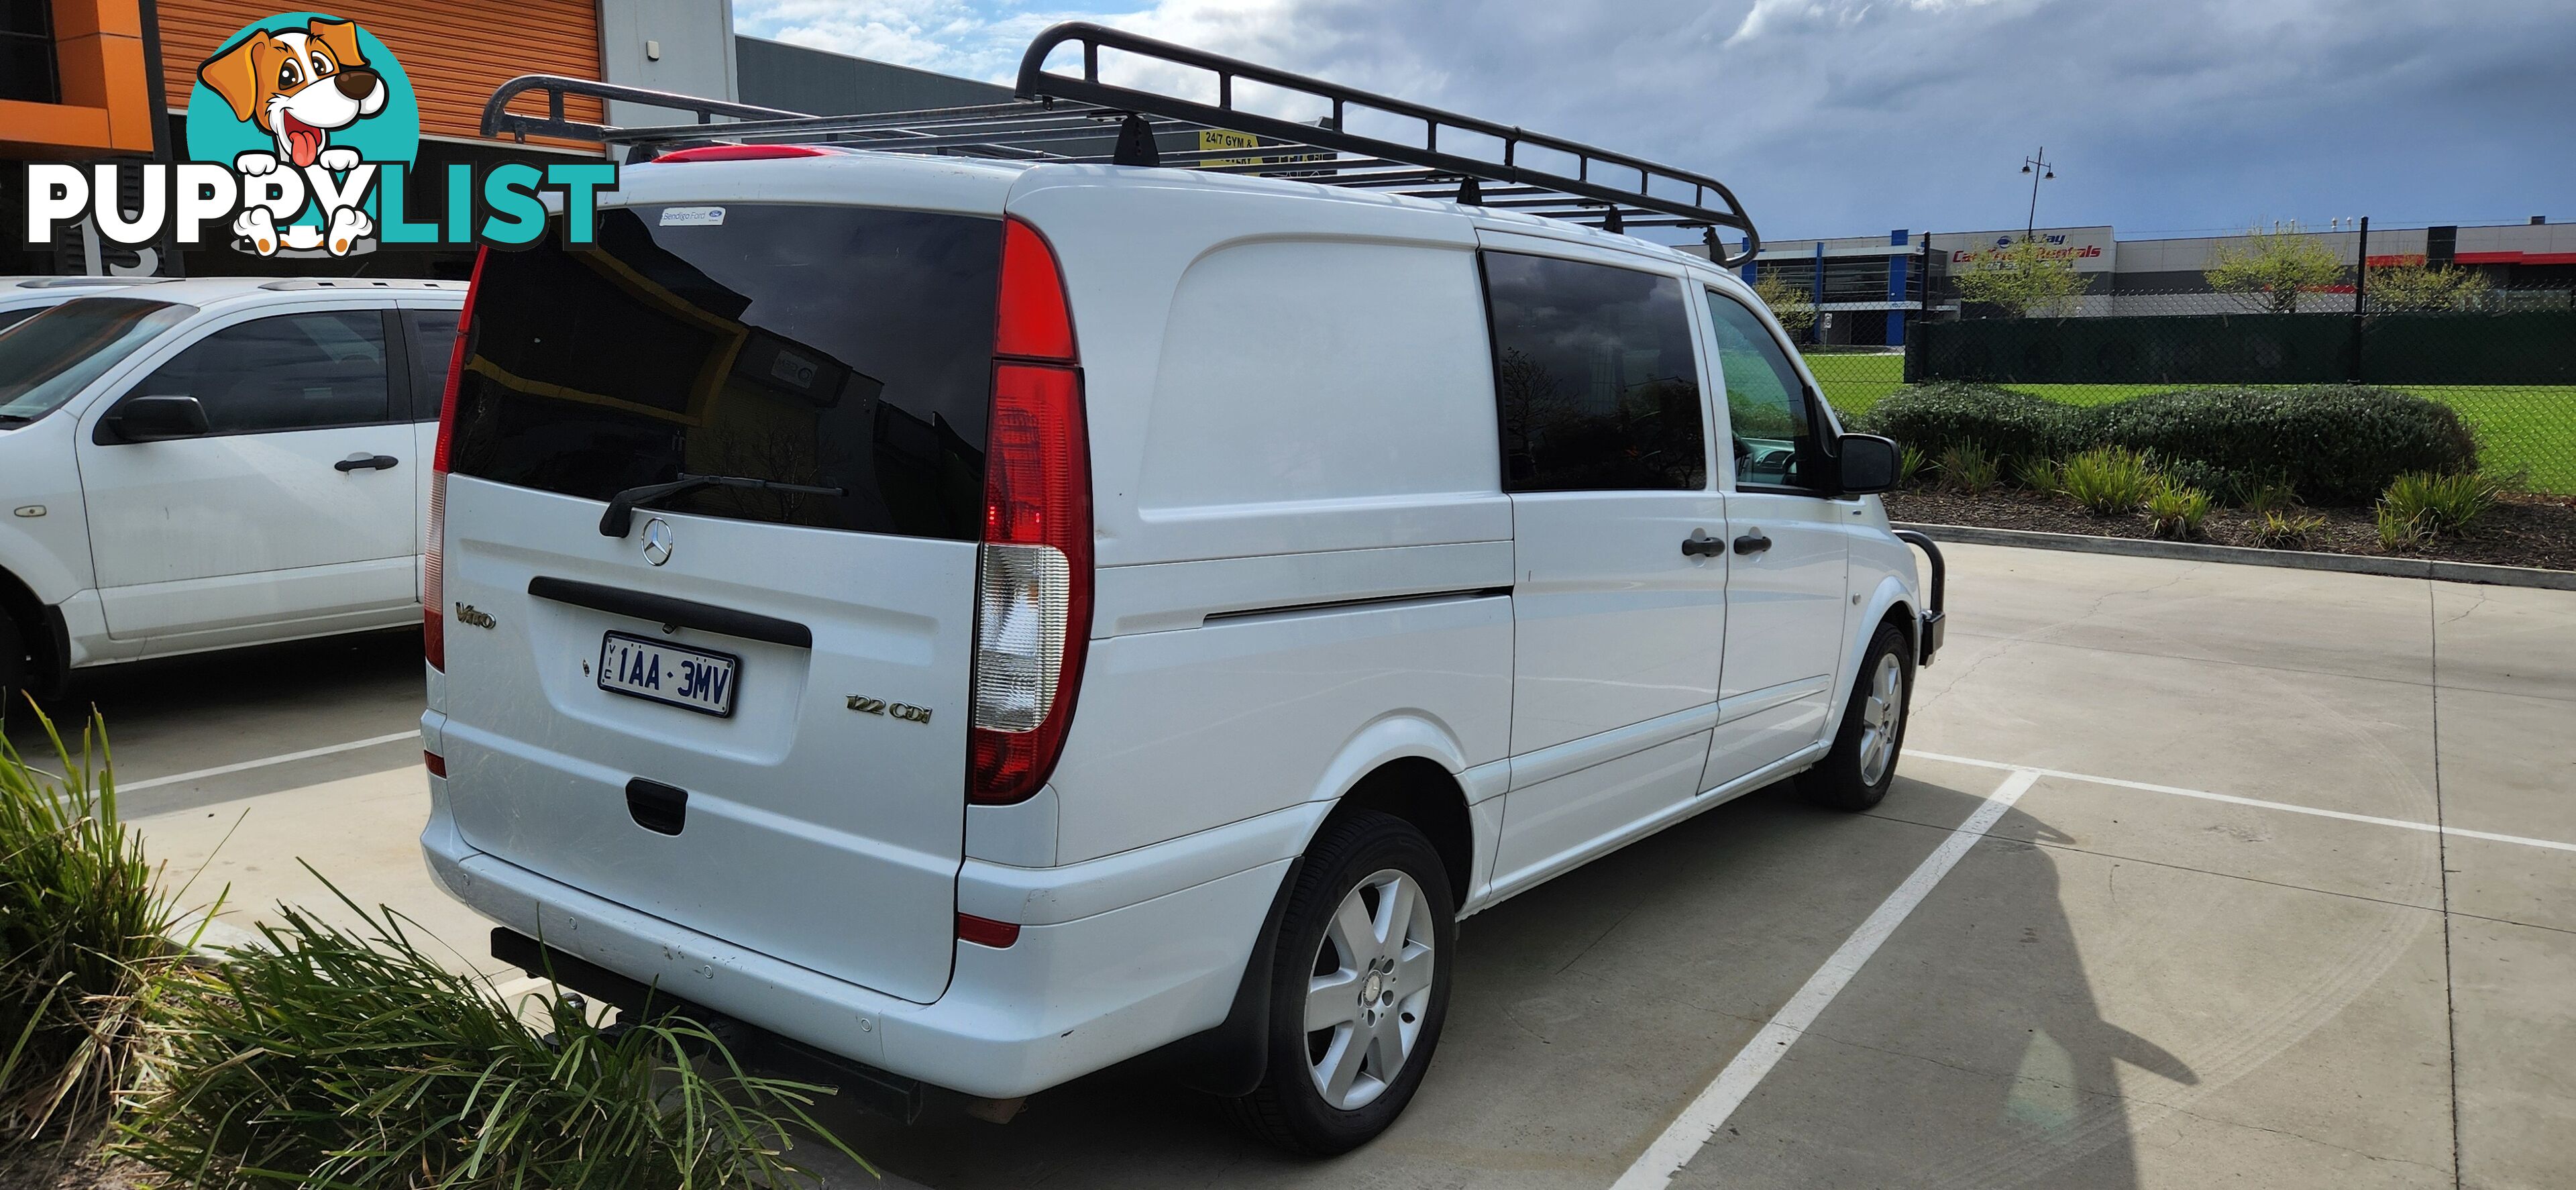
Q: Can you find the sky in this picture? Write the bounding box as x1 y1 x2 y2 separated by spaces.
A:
728 0 2576 244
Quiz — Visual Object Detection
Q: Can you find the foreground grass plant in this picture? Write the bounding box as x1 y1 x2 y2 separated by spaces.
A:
2147 484 2213 540
2057 447 2163 515
1935 443 2000 494
2379 471 2503 541
121 882 871 1190
0 707 168 1154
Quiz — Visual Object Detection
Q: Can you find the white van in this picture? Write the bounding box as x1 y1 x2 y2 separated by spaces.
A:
0 278 464 708
425 24 1943 1154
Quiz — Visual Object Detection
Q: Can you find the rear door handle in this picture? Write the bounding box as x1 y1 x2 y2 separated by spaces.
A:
1733 531 1772 555
1681 530 1725 558
335 453 399 472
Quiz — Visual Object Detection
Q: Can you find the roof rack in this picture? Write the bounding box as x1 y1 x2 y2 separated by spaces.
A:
482 21 1760 265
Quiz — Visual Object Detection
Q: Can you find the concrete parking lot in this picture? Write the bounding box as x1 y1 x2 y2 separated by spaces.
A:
18 543 2571 1189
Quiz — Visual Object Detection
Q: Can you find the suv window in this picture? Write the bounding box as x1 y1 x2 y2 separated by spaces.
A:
448 205 1003 541
1705 291 1824 491
1482 252 1707 492
0 298 195 424
402 309 460 420
128 310 392 434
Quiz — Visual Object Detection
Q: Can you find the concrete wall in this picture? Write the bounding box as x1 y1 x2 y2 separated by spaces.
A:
601 0 739 129
736 36 1012 116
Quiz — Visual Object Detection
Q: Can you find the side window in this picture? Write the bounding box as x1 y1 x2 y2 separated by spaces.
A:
129 311 390 434
1705 292 1823 491
403 309 460 420
1483 251 1707 492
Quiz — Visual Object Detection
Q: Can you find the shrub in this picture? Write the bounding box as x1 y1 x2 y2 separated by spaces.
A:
2147 484 2212 540
1 709 168 1153
122 887 870 1190
2057 447 2161 515
1854 383 2079 462
2377 505 2427 551
2161 459 2253 507
2009 455 2061 492
2251 510 2327 549
2076 386 2477 506
2378 471 2504 540
1897 445 1928 486
1935 443 2000 494
2242 481 2300 515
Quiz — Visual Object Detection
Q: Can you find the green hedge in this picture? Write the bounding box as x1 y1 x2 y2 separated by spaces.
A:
1854 383 2480 505
1848 382 2080 462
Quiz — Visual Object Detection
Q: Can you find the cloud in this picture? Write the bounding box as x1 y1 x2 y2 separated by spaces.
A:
733 0 2576 239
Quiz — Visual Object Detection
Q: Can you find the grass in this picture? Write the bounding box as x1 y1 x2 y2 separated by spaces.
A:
1801 351 2576 494
0 707 170 1154
121 877 873 1190
2057 446 2163 515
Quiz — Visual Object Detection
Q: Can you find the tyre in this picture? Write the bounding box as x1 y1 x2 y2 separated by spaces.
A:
0 613 27 728
1226 811 1455 1155
1800 623 1913 812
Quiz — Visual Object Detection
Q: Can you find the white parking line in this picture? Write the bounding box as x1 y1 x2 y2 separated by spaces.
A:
1610 768 2041 1190
1912 749 2576 854
119 730 421 793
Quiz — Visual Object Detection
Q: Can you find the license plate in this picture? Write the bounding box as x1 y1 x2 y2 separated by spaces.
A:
597 633 739 717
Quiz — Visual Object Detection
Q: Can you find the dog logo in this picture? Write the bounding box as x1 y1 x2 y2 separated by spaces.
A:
184 12 420 258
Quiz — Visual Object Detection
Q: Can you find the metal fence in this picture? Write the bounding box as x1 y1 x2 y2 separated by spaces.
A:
1801 285 2576 494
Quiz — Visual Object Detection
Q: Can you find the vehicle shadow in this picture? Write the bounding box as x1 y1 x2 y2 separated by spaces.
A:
791 769 2190 1190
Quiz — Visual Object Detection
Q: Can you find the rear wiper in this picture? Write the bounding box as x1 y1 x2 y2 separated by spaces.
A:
599 473 845 537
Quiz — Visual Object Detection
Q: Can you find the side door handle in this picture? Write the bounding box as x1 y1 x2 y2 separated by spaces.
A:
1733 530 1772 555
335 453 399 472
1681 529 1725 558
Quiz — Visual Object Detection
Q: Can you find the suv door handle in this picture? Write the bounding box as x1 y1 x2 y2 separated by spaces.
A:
1681 530 1725 558
1733 531 1772 555
335 453 399 472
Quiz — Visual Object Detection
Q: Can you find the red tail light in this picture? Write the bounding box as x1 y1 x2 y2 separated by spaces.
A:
649 144 830 163
957 912 1020 949
968 219 1089 806
424 246 485 673
424 750 447 778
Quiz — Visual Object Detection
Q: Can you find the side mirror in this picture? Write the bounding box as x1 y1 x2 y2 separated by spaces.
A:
1835 433 1899 496
102 394 210 443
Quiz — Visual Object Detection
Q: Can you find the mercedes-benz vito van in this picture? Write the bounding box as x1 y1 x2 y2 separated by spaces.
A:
425 23 1943 1154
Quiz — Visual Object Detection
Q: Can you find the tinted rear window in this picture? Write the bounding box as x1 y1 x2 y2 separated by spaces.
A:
449 205 1002 540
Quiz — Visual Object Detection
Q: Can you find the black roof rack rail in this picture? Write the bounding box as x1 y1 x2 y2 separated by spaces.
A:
480 21 1759 264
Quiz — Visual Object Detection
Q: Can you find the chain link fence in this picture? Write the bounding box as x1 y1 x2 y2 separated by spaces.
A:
1803 284 2576 494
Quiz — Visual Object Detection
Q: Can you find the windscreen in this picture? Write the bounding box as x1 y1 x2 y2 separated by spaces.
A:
449 205 1004 540
0 298 195 425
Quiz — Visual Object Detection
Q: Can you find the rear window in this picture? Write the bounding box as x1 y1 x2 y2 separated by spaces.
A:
448 204 1003 540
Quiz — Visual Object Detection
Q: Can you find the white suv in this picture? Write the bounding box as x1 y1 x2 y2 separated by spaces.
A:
425 25 1943 1154
0 278 465 706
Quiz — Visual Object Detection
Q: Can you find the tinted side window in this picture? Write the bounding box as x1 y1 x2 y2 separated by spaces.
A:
131 311 390 433
1705 292 1823 490
0 309 38 333
1483 252 1705 492
404 309 460 420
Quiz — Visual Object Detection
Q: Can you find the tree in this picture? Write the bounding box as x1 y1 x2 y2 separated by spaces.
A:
1750 273 1817 338
2204 222 2346 314
2367 261 2491 313
1950 235 2087 317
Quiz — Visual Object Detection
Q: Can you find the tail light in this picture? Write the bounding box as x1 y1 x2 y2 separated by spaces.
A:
968 219 1090 806
424 246 486 673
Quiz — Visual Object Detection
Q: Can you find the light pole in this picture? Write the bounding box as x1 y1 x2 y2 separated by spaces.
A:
2019 148 2055 240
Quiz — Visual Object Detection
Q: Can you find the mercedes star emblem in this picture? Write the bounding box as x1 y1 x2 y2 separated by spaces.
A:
641 517 674 566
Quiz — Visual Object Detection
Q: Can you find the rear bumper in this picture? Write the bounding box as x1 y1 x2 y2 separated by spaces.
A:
421 784 1309 1100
